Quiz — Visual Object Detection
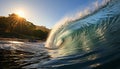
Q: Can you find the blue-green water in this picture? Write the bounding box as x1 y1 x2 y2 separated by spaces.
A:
44 0 120 69
0 0 120 69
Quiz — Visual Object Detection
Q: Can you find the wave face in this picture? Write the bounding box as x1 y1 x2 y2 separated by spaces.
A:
44 0 120 69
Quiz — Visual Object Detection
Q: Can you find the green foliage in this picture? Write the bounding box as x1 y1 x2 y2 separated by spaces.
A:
0 13 50 40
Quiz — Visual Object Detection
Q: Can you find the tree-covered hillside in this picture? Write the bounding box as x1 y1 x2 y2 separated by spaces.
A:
0 13 50 40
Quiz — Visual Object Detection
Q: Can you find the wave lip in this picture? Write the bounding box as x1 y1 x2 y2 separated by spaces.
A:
45 0 120 57
43 0 120 69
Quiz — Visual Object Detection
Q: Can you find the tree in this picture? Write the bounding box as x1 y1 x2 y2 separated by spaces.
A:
0 13 50 40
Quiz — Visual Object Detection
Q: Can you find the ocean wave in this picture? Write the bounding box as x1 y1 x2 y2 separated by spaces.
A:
43 0 120 69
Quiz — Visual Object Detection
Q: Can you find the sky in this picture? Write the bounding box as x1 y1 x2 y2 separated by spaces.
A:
0 0 98 28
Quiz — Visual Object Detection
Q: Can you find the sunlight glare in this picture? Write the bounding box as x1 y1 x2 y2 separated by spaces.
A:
16 10 25 17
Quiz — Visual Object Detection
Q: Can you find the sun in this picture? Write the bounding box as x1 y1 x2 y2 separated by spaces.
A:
16 10 25 17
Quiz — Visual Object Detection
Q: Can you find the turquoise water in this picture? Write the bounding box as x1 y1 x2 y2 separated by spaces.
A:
0 0 120 69
44 0 120 69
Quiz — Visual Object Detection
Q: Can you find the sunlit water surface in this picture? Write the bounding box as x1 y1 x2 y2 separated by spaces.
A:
0 40 50 69
0 0 120 69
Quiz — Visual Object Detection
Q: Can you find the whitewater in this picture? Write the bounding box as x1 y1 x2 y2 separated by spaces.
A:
0 0 120 69
44 0 120 69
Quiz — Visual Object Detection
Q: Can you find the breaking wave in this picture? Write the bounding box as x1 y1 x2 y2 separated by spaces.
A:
43 0 120 69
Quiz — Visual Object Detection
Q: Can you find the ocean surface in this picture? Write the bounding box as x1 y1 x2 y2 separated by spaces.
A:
45 0 120 69
0 40 50 69
0 0 120 69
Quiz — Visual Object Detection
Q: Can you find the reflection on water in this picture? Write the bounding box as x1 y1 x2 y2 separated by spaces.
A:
8 41 24 44
0 40 50 69
0 49 33 69
0 39 120 69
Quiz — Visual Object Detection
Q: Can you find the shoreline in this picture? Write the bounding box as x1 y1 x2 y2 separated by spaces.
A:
0 37 44 42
